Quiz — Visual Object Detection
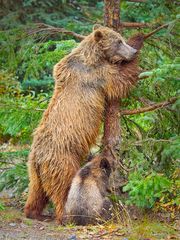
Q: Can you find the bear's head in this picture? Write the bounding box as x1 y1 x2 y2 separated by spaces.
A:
93 24 137 63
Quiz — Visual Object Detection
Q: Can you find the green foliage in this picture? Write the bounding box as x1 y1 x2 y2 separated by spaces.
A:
120 11 179 211
0 30 77 82
21 77 54 93
22 0 64 8
0 91 49 144
0 0 98 33
0 36 77 143
160 136 180 173
21 39 77 81
0 150 29 196
0 202 5 211
0 163 28 196
121 0 178 23
0 150 29 164
0 0 179 210
123 172 172 208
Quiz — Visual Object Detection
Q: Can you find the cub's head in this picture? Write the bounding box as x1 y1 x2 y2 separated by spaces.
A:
79 156 111 189
99 157 112 178
93 24 137 63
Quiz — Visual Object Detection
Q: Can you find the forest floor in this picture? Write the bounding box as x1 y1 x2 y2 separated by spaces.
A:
0 145 179 239
0 200 179 240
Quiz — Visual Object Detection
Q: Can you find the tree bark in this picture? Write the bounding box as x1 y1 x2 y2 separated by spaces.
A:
120 22 149 28
102 1 146 167
102 99 121 164
104 0 121 31
102 0 121 166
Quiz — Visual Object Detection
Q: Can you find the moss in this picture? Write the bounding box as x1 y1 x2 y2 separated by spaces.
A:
0 208 22 222
129 218 177 240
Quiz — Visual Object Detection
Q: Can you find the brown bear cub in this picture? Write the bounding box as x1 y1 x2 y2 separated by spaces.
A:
24 25 137 223
64 156 112 225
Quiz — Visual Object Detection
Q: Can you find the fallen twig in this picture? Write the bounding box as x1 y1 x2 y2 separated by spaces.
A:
96 227 124 238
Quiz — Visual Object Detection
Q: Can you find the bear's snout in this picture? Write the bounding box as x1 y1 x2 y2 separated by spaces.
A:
124 44 137 60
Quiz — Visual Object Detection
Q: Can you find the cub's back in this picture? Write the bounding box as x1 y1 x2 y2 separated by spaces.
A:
65 174 104 225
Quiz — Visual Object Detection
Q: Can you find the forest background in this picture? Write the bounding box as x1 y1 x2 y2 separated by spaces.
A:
0 0 179 222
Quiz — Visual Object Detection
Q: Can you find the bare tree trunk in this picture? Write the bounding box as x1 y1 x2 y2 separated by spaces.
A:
102 0 121 166
104 0 121 31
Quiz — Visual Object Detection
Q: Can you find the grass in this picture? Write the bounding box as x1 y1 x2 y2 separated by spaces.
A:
0 203 179 240
129 219 178 240
0 207 22 222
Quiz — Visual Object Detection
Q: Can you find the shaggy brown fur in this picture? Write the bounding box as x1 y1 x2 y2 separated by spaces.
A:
24 26 137 223
64 156 112 225
118 33 144 86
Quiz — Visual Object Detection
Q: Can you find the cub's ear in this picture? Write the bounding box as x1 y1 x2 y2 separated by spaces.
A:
100 158 111 177
94 30 103 42
79 165 90 180
93 24 103 31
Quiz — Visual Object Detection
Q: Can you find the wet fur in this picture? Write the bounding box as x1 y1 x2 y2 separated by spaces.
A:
64 157 112 225
24 26 138 223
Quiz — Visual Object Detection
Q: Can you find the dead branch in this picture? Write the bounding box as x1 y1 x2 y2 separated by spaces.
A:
127 0 146 2
144 23 170 39
28 23 85 41
96 227 124 238
121 22 149 28
121 97 178 115
27 21 171 42
134 138 173 145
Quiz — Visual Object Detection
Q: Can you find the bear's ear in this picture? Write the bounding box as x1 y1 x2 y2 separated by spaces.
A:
94 30 103 42
100 158 111 177
93 24 103 31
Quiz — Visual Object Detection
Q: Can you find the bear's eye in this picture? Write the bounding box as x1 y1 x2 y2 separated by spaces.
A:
118 39 122 44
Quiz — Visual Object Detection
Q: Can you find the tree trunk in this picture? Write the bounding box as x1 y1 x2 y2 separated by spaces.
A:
104 0 121 31
102 0 121 166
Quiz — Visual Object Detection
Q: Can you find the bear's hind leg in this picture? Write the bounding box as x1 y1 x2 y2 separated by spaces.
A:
24 164 49 220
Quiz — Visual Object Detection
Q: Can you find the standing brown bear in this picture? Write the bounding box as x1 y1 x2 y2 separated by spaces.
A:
24 25 137 223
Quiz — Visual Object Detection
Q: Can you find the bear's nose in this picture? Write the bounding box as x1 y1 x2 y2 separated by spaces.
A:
132 48 137 54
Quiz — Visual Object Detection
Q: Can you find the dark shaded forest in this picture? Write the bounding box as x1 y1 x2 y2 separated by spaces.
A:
0 0 179 239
